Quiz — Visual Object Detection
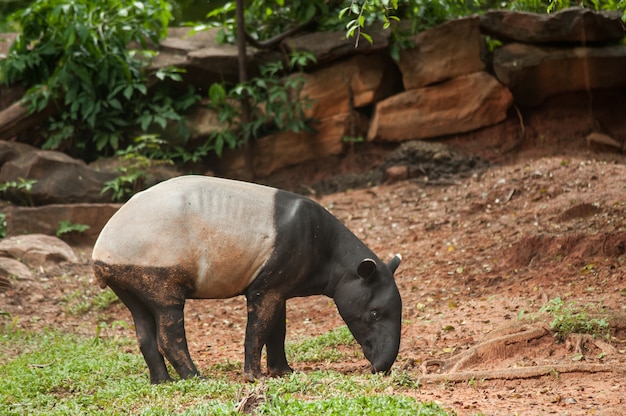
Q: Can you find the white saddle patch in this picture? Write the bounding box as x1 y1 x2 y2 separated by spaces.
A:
93 176 278 298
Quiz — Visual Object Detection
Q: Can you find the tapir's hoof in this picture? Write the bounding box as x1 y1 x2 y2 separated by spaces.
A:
150 376 174 384
268 365 293 378
243 371 262 383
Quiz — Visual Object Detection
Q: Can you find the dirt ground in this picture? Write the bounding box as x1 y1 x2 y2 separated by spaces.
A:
3 90 626 415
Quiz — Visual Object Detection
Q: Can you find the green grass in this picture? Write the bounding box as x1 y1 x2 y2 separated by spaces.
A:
286 325 357 363
0 323 453 415
61 284 120 315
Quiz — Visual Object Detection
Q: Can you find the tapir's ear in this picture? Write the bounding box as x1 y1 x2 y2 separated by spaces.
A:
357 258 377 280
387 254 402 274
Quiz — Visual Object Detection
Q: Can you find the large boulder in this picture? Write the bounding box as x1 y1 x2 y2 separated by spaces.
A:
0 140 37 165
397 17 485 90
281 30 390 66
0 150 117 205
368 72 513 142
217 112 354 178
0 234 77 267
151 27 255 89
480 8 625 44
5 203 121 245
300 53 402 120
493 43 626 106
0 257 33 281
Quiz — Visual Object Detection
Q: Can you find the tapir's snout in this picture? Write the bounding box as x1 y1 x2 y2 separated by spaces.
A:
361 334 399 375
370 354 397 374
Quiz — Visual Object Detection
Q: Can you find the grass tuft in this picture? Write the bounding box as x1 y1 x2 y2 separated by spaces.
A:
539 297 610 341
286 326 357 363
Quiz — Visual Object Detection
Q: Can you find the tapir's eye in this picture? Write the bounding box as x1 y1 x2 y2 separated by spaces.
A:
370 310 381 320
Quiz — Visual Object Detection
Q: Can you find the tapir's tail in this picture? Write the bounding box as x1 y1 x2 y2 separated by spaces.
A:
92 261 110 289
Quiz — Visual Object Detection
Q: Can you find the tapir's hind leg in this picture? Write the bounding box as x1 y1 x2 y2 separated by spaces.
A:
266 301 293 377
108 284 172 384
152 306 200 381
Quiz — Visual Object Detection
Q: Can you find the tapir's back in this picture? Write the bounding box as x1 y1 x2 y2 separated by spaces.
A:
92 176 279 298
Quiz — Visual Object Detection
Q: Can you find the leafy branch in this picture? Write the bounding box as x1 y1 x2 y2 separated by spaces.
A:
0 0 198 161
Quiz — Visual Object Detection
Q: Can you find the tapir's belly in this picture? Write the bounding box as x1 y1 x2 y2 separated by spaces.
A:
92 176 278 299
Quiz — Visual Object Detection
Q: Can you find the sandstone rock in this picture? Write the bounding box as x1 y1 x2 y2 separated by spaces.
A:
217 113 353 178
160 27 222 53
152 27 254 88
0 234 78 267
368 72 513 142
5 203 121 245
0 257 33 280
0 150 117 205
480 8 625 44
301 53 402 120
398 17 485 90
282 30 390 66
493 43 626 106
385 165 409 183
184 100 232 140
0 140 37 165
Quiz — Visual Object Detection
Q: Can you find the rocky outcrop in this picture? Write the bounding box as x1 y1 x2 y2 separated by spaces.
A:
301 53 402 120
368 72 513 142
218 112 359 177
0 149 117 205
0 234 77 267
281 30 390 66
493 43 626 107
480 8 625 44
397 17 485 89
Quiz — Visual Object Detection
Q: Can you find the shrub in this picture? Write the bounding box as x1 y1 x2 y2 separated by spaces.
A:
0 0 198 161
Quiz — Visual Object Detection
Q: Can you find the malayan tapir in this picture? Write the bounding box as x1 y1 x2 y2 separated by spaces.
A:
92 175 402 384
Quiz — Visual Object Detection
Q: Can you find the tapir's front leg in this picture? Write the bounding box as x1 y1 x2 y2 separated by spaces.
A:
243 288 285 382
265 301 293 377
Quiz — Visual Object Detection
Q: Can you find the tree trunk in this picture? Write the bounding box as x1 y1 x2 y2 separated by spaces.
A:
235 0 255 180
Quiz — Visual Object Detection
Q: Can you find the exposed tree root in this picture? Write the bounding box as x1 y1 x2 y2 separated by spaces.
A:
421 324 549 374
418 363 626 384
416 317 626 384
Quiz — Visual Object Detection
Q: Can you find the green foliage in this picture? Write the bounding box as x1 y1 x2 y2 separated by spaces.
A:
286 326 357 363
0 212 6 238
539 297 610 341
101 134 174 201
196 52 317 158
56 221 90 237
259 394 450 415
0 0 198 161
0 178 37 206
199 0 626 49
341 0 400 46
201 0 330 45
0 327 452 415
62 287 119 315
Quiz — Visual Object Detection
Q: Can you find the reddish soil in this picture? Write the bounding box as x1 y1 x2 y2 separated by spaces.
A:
3 90 626 415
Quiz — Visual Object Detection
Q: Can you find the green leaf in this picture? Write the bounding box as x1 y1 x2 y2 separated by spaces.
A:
209 83 226 104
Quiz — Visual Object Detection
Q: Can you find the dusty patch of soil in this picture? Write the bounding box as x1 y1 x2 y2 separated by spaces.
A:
3 90 626 415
